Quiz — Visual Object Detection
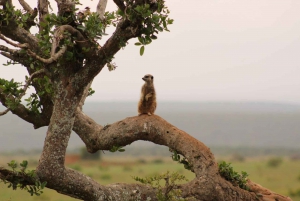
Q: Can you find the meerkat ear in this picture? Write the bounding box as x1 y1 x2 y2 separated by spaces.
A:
151 76 154 79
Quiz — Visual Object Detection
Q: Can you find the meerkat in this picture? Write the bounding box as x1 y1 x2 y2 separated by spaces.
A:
138 74 157 116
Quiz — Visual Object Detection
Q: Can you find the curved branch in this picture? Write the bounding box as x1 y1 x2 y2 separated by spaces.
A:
0 108 9 116
50 25 91 57
28 46 67 64
72 114 292 201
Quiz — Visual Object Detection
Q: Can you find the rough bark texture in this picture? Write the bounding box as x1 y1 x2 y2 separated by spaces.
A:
0 0 293 200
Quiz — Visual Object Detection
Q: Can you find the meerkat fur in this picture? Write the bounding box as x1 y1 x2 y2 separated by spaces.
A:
138 74 157 116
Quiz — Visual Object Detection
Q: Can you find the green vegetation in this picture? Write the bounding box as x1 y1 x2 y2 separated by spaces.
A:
0 160 46 196
1 156 300 201
133 171 192 201
267 157 283 168
170 150 193 172
218 161 249 190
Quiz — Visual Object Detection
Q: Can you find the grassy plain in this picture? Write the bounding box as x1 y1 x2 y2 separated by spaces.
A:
0 155 299 201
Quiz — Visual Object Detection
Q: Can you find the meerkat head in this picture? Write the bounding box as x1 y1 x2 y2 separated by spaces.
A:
142 74 154 84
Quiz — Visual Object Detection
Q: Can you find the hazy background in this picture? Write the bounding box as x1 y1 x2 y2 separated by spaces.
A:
0 1 300 153
0 0 300 103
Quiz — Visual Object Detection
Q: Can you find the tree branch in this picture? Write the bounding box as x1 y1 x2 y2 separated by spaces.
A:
0 108 9 116
113 0 125 12
0 45 19 55
38 0 49 33
71 114 292 200
0 22 38 51
0 70 49 128
27 46 67 64
50 25 91 57
18 0 33 12
74 18 140 89
96 0 108 20
0 33 28 48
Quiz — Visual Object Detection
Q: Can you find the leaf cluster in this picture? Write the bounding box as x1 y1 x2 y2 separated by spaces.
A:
1 160 47 196
0 78 23 110
133 171 190 201
0 3 32 28
131 1 174 55
109 145 125 152
170 150 193 172
218 161 250 190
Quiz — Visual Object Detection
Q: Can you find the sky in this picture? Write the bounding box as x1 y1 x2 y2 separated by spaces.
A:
1 0 300 104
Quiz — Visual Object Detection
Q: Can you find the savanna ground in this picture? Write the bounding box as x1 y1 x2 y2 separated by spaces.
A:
1 153 300 201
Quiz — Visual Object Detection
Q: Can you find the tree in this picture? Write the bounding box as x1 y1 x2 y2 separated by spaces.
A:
0 0 292 200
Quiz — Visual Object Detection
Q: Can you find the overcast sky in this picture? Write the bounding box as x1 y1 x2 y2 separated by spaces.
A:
1 0 300 104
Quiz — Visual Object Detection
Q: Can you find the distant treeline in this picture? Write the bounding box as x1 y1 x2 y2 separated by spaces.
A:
2 145 299 158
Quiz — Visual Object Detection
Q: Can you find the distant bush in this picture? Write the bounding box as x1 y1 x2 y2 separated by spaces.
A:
290 154 300 161
80 147 101 160
289 189 300 197
267 157 283 168
137 159 147 164
123 166 133 172
100 174 111 180
70 164 82 171
152 159 164 164
230 153 245 162
98 165 109 171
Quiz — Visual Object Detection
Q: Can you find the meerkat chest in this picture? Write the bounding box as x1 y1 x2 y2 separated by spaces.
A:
143 85 155 95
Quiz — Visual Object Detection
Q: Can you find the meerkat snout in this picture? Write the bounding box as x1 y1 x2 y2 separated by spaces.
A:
138 74 157 116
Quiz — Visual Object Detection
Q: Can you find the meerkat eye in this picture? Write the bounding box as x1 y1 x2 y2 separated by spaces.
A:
151 76 153 79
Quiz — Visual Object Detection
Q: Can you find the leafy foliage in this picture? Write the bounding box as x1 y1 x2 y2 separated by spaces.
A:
125 0 174 55
218 161 249 190
0 78 23 110
0 160 47 196
133 171 192 201
109 145 126 153
170 150 193 172
267 157 283 168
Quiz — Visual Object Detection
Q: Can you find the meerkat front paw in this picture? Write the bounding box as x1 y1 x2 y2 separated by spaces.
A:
147 112 152 116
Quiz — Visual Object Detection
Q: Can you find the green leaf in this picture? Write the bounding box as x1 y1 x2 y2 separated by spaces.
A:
134 42 142 46
20 160 28 168
140 46 145 56
150 35 157 40
138 37 145 44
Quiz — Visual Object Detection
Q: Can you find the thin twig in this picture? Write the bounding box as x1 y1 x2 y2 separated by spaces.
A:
18 69 47 99
0 108 10 116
